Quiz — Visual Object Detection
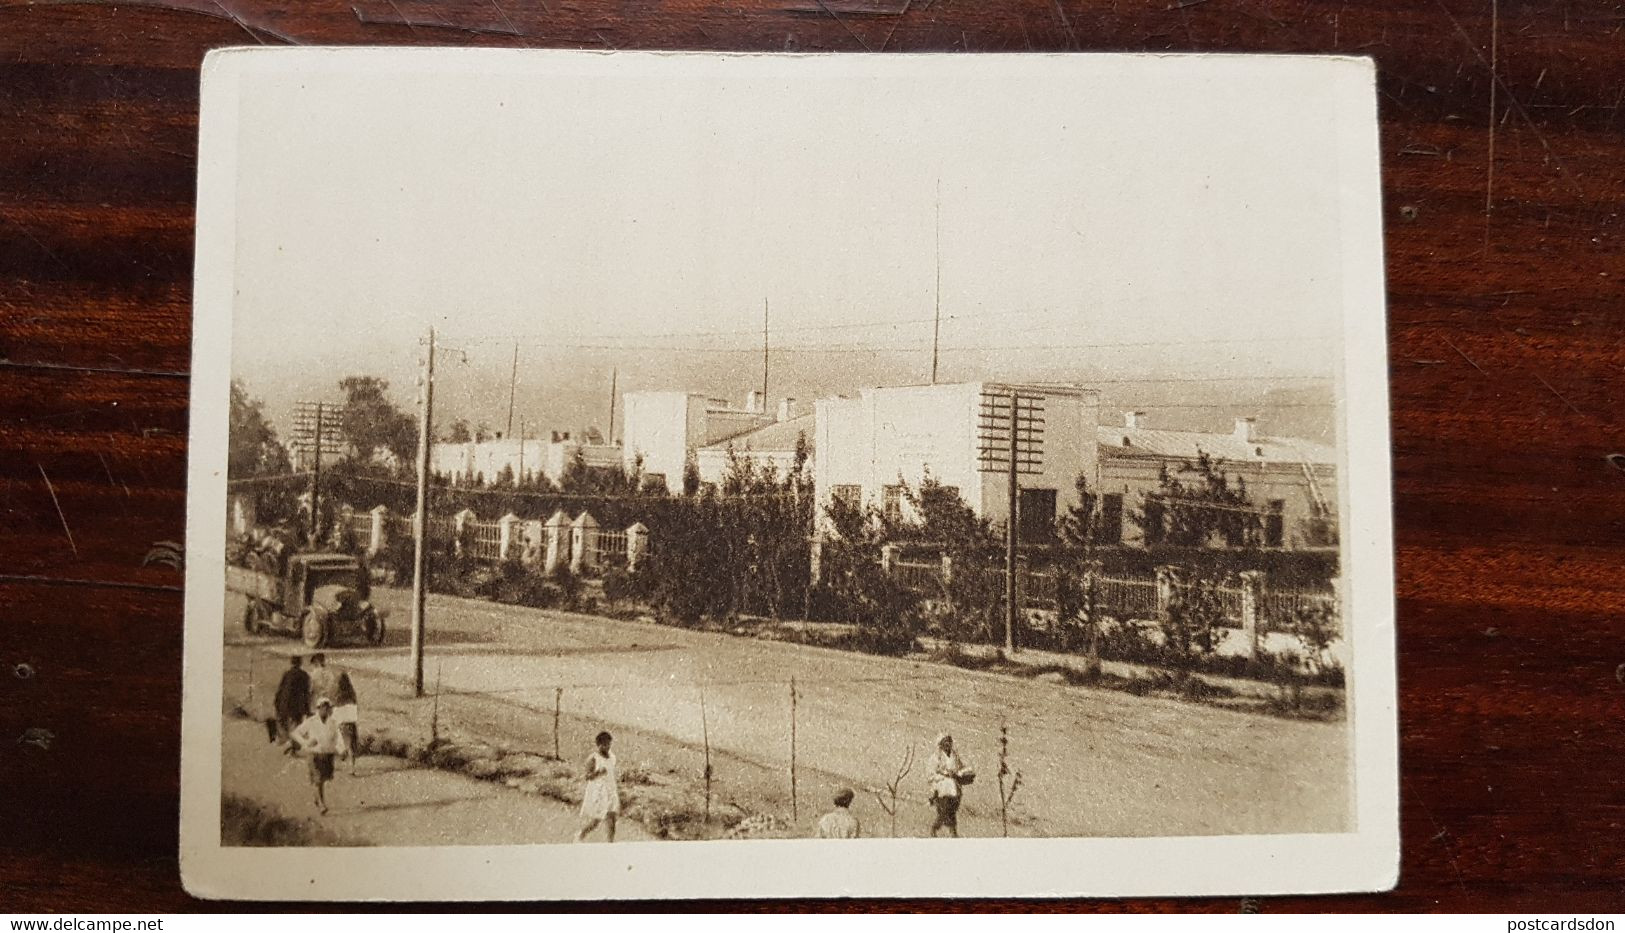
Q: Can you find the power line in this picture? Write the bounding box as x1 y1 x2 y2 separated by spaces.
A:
434 339 1337 356
226 471 313 488
454 307 1056 343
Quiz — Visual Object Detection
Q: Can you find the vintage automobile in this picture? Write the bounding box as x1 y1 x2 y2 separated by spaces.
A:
226 552 386 648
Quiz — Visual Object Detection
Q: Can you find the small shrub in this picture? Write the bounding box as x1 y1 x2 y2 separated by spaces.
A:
603 566 653 604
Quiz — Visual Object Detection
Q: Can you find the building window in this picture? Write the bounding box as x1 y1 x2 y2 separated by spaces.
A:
1099 493 1124 544
832 484 862 511
1265 499 1286 547
882 484 905 522
1018 488 1057 543
1143 496 1166 546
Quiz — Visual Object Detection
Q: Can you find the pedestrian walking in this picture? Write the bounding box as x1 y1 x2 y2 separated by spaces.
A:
575 731 620 843
334 669 360 775
815 788 861 839
289 697 348 814
306 652 339 713
272 655 310 744
927 733 973 838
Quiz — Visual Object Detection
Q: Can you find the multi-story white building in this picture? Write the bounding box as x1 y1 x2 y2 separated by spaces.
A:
813 382 1101 539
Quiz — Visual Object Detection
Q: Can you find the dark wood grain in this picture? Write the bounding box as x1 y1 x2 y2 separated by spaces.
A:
2 0 1623 912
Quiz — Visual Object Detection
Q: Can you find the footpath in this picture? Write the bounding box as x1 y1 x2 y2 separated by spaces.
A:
220 715 649 846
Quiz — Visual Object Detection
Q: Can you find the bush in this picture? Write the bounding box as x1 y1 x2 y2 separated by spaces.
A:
602 566 653 605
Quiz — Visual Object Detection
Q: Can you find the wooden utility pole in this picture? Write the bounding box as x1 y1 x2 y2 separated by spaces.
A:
789 676 799 823
308 401 324 549
552 687 562 760
505 341 518 440
761 298 769 407
410 326 435 697
978 387 1042 656
700 685 713 824
1005 390 1019 655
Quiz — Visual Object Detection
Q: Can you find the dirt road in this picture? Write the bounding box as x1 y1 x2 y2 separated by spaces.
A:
224 587 1349 839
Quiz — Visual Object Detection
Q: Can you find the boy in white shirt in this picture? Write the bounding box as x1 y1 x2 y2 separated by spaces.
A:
290 697 348 814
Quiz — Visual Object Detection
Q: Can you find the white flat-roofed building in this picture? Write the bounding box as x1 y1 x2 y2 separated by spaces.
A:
620 390 788 494
432 429 620 486
695 410 813 488
1095 412 1338 549
813 382 1100 539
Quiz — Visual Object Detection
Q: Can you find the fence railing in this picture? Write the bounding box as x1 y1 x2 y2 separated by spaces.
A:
885 556 1337 637
331 504 650 577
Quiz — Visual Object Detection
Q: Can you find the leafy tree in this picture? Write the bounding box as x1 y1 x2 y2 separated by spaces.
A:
1159 565 1229 689
1055 472 1105 670
1132 451 1263 549
682 451 701 497
338 375 417 467
559 447 591 493
1282 598 1341 706
1056 472 1100 548
228 380 292 478
445 418 473 443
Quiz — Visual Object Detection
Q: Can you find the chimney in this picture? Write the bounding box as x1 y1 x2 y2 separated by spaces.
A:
1124 411 1146 429
777 397 796 422
1233 417 1257 443
746 389 764 414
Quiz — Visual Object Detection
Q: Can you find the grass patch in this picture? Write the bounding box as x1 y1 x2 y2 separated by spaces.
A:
356 726 752 840
221 794 346 847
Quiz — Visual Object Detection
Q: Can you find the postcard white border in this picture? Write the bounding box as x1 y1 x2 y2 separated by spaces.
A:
180 48 1398 901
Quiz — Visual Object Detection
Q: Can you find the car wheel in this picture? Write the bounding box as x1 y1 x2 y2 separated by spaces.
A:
301 610 330 648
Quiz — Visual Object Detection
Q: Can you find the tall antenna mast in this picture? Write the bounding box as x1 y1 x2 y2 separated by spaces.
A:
762 297 770 408
505 341 519 439
608 367 618 442
932 177 942 384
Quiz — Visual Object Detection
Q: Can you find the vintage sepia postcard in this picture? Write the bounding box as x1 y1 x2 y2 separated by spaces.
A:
180 48 1398 900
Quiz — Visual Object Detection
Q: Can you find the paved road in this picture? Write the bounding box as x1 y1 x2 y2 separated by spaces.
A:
226 587 1350 839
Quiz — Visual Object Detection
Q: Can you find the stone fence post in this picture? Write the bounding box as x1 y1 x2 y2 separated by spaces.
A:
1154 565 1175 618
571 511 600 573
498 512 521 562
1237 570 1264 659
940 553 954 586
626 522 650 573
452 508 477 557
880 544 899 575
543 510 570 573
332 504 354 549
807 538 823 586
521 519 544 566
368 505 389 556
231 495 257 537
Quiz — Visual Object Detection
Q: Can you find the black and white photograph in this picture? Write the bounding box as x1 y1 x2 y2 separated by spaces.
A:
179 48 1397 900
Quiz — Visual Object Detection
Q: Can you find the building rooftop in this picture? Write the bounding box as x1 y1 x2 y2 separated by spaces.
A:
703 413 816 452
1098 423 1335 466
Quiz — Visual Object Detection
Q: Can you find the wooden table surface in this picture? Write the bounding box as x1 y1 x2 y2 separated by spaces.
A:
2 0 1622 913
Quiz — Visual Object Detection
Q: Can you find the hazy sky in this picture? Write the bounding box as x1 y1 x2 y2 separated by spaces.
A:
226 53 1351 438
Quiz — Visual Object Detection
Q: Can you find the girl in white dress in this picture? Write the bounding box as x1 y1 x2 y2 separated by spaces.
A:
576 731 620 842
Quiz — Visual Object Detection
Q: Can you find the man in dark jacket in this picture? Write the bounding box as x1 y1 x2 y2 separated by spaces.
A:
273 655 310 744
